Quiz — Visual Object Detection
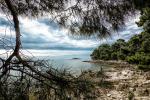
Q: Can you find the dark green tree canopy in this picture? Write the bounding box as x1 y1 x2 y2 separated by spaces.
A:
137 7 150 32
91 6 150 68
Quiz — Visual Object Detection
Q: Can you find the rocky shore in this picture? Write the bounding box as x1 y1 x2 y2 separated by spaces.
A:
82 60 129 65
81 61 150 100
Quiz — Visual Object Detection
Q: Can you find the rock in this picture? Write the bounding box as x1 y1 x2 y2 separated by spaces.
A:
107 94 111 97
135 88 150 96
112 97 116 99
144 89 149 96
146 76 150 80
133 83 138 88
72 58 80 60
129 88 135 92
116 83 129 91
141 80 150 87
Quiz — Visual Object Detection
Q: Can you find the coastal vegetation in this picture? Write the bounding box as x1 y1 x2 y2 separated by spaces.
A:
0 0 150 99
91 7 150 70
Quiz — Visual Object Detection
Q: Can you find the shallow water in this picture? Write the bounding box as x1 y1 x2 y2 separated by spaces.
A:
0 49 110 74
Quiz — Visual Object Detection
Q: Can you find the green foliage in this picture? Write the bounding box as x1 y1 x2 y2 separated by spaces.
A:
141 39 150 53
126 54 139 64
91 39 128 61
138 65 150 70
91 44 111 60
136 7 150 32
98 81 114 89
91 48 100 60
117 53 126 60
111 52 118 60
91 7 150 70
91 32 150 66
126 52 150 65
128 91 134 100
128 34 141 54
111 39 127 52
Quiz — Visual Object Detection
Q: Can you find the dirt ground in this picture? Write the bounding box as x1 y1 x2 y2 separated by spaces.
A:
82 62 150 100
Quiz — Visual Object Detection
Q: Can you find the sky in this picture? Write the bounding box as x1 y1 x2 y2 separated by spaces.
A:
0 14 142 51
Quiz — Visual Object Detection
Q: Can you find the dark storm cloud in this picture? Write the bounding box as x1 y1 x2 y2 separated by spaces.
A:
0 15 142 50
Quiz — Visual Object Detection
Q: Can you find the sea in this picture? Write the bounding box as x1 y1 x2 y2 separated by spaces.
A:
0 49 109 75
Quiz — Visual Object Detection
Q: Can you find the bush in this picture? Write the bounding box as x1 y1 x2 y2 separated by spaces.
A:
126 52 150 65
126 55 140 64
91 7 150 69
90 49 99 60
91 30 150 67
91 44 112 60
118 53 126 60
128 91 134 100
140 55 150 65
111 52 118 60
138 65 150 70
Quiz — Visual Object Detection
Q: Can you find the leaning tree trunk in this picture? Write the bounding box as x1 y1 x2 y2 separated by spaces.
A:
5 0 21 55
0 0 21 79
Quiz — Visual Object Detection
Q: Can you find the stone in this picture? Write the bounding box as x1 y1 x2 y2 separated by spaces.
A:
107 94 111 97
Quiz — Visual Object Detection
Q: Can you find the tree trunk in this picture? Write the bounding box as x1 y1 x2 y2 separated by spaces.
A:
0 0 21 80
4 0 21 55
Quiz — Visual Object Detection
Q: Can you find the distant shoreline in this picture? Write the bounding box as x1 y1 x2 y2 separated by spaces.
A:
82 60 130 65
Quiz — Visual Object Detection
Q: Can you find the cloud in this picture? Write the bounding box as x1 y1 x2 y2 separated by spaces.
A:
0 14 142 50
18 17 99 50
0 17 10 26
106 15 142 43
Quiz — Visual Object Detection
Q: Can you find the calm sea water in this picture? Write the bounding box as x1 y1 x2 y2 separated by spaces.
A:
0 49 109 74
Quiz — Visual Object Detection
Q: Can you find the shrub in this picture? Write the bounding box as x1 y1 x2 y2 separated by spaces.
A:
117 53 126 60
140 55 150 65
111 52 118 60
138 65 150 70
126 55 140 64
91 44 112 60
126 52 150 65
128 91 134 100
